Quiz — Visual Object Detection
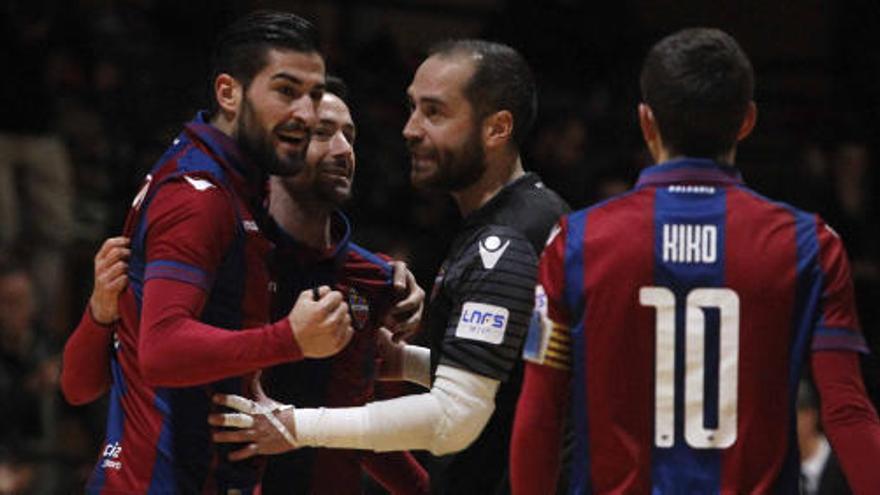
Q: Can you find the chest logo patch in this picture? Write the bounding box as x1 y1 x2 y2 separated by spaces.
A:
348 288 370 330
455 301 508 344
478 235 510 270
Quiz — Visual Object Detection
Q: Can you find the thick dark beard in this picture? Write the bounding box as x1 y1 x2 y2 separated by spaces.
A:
437 125 486 192
236 98 306 177
432 125 486 192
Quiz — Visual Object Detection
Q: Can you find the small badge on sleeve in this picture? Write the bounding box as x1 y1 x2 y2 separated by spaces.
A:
455 302 509 344
523 284 551 363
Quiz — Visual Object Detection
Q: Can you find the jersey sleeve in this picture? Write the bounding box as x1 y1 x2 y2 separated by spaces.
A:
437 225 539 382
137 178 303 387
60 307 113 405
143 179 235 291
812 350 880 492
522 219 573 370
810 218 868 353
511 218 573 494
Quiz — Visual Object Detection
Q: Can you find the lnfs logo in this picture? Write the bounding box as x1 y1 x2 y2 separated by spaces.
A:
461 308 506 329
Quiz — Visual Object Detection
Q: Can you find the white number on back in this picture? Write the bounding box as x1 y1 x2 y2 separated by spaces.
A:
639 286 739 449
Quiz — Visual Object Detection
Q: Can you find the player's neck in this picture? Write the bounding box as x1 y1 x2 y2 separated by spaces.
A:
655 148 738 166
451 152 524 217
269 182 333 251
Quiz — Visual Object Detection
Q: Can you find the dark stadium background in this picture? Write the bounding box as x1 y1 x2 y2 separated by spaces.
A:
0 1 877 493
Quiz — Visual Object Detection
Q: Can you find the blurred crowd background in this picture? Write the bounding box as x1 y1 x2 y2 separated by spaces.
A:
0 0 878 492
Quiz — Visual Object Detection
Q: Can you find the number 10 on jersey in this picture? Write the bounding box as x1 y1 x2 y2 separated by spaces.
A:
639 287 739 449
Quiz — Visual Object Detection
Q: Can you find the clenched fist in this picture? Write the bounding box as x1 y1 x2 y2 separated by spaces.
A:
288 286 353 358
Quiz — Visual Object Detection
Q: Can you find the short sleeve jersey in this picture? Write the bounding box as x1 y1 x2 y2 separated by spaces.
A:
424 172 568 494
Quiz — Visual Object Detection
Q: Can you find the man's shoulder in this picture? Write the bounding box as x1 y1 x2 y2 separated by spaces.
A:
445 225 538 283
489 176 570 253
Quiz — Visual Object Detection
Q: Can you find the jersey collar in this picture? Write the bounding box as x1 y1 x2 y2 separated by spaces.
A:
184 111 266 205
272 210 352 269
635 157 744 189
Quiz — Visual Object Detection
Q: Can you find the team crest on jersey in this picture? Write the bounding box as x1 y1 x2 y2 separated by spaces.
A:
348 288 370 330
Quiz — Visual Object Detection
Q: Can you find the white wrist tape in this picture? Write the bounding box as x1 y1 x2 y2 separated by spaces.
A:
401 345 431 388
293 364 499 456
217 395 296 448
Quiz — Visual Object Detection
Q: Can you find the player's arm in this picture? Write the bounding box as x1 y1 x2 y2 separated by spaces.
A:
511 221 572 495
137 181 352 388
813 351 880 491
210 227 538 457
810 218 880 491
376 327 431 388
211 362 498 458
61 236 130 405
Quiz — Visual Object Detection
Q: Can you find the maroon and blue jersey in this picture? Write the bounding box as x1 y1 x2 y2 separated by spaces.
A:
518 158 867 493
86 112 287 494
260 211 424 493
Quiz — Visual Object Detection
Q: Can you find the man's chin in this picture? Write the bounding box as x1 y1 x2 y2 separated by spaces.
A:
267 157 306 177
410 170 442 191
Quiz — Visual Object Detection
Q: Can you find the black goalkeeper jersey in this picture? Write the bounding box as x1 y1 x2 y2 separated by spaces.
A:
424 172 569 494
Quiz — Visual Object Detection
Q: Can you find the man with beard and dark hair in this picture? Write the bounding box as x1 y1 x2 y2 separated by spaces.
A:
211 40 569 494
258 77 429 494
60 11 355 494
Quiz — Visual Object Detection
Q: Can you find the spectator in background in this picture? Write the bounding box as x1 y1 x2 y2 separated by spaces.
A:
528 108 593 209
797 379 852 495
0 261 60 494
0 3 75 331
0 262 58 451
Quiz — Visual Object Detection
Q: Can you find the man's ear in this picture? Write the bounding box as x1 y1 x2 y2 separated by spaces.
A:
483 110 514 149
736 101 757 142
214 73 243 119
639 103 664 162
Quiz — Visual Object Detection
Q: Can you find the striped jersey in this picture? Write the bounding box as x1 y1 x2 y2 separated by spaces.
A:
425 172 568 493
260 211 423 493
86 112 277 494
521 158 868 493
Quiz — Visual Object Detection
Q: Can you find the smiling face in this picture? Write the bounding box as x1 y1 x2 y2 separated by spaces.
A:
277 92 356 207
402 54 486 192
235 48 326 177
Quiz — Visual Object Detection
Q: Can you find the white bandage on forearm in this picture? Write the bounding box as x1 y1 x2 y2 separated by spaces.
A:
293 364 499 456
402 345 431 388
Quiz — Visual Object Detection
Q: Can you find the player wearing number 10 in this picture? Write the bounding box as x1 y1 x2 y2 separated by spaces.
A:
510 28 880 493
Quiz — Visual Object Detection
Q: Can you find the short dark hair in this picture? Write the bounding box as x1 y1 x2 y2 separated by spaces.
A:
429 39 537 148
208 10 321 116
640 28 754 158
324 75 349 105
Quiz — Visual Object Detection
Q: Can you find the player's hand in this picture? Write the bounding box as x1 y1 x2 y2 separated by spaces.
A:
376 327 406 380
209 372 298 461
383 261 424 341
288 286 353 358
89 236 130 324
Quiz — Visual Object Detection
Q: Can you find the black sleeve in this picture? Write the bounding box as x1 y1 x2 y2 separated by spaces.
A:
439 225 538 382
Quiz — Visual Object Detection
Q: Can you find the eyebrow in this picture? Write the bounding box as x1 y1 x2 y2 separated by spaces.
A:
418 96 447 108
271 73 326 93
